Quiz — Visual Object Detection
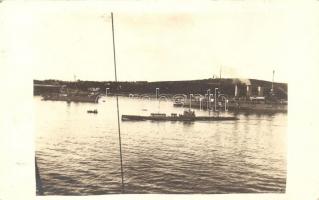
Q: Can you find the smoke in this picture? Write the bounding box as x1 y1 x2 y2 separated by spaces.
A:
232 78 251 85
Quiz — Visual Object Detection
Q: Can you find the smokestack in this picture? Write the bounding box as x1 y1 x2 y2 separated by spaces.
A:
246 85 251 97
235 85 238 97
258 86 263 97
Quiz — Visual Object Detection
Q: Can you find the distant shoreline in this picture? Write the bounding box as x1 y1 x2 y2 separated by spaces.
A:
34 78 287 100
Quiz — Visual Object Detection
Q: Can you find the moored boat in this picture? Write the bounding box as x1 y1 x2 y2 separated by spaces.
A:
87 109 98 114
122 110 238 122
42 91 100 103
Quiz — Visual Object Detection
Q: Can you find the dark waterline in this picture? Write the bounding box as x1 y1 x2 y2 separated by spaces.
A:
35 96 287 195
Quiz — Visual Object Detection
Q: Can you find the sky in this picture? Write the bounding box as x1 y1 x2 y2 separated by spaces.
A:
3 2 316 83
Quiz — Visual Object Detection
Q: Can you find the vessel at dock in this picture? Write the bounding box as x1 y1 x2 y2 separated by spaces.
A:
227 98 287 113
122 110 238 122
42 93 100 103
182 98 287 113
41 87 100 103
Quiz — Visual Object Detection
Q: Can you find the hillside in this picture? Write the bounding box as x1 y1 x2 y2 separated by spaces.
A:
34 78 287 99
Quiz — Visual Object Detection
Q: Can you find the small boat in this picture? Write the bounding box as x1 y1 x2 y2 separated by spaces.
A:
87 109 98 114
122 110 238 122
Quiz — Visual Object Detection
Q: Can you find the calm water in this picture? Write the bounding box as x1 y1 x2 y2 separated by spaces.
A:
35 96 287 195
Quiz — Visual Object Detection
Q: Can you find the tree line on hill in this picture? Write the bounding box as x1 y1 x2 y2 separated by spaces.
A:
34 78 287 100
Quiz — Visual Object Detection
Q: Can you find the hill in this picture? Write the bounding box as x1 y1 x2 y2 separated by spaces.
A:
33 78 287 100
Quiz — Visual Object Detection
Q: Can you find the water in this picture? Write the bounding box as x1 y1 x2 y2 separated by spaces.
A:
34 96 287 195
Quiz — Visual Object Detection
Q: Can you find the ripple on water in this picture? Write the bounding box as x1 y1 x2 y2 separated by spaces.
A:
35 97 287 194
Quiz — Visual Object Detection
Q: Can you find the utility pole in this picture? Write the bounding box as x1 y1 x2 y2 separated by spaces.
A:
271 70 275 93
214 88 219 112
189 94 193 110
111 12 125 193
156 88 159 100
219 66 222 92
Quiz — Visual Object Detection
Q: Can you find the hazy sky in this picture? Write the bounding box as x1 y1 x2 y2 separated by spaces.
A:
3 2 305 83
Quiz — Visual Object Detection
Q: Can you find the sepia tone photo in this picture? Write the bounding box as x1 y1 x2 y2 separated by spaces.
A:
32 9 288 195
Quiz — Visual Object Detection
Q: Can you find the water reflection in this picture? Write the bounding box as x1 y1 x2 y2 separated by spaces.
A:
35 96 287 195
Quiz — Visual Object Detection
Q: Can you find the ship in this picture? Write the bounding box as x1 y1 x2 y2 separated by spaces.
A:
121 110 238 122
41 88 100 103
178 76 287 113
182 97 287 113
227 97 287 113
